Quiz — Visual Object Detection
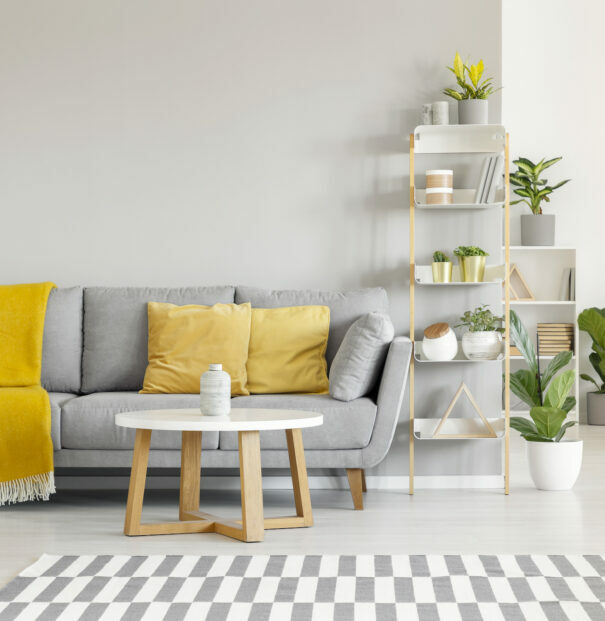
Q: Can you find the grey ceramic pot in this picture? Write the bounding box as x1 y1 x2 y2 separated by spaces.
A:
458 99 488 124
587 392 605 425
521 214 555 246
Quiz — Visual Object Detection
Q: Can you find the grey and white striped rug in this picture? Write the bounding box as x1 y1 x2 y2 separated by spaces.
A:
1 554 605 620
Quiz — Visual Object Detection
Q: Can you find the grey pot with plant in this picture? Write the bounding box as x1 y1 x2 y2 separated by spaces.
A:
453 245 488 282
443 53 498 125
431 251 452 283
456 304 503 360
508 310 581 490
578 307 605 425
510 156 570 246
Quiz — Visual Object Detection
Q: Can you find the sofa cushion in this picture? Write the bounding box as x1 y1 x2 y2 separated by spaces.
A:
235 286 389 367
49 392 77 450
219 394 376 450
61 392 219 449
82 286 235 393
41 287 83 393
329 312 394 402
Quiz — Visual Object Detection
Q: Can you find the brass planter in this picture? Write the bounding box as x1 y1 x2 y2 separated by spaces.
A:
432 262 452 283
458 256 486 282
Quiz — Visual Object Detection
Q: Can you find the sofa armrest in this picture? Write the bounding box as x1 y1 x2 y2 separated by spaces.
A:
361 336 412 468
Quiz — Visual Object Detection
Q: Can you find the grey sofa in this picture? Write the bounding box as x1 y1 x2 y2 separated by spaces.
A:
42 285 412 509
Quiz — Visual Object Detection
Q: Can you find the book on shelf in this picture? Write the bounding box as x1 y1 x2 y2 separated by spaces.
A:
474 154 503 204
474 157 491 203
559 268 576 301
486 155 504 203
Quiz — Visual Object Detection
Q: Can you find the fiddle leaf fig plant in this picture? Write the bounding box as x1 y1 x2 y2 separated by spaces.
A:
508 310 577 442
578 307 605 393
510 157 570 215
443 52 498 100
432 251 451 263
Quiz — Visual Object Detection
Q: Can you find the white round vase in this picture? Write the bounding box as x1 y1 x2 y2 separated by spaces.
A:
200 364 231 416
462 331 502 360
423 328 458 361
527 440 583 491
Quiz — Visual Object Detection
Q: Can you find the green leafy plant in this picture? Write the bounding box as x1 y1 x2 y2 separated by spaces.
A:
510 157 570 215
456 305 503 333
453 245 488 257
432 251 451 263
508 310 576 442
578 307 605 393
443 52 498 101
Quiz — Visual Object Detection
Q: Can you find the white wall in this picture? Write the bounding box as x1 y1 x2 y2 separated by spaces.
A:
502 0 605 421
0 0 502 477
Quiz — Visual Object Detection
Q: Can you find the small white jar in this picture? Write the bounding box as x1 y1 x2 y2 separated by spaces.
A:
422 323 458 361
200 364 231 416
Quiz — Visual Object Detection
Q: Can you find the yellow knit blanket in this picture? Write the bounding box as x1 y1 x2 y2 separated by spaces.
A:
0 282 55 505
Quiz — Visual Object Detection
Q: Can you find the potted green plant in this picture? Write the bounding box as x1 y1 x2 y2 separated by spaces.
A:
431 251 452 283
578 307 605 425
443 52 498 125
508 310 581 490
453 245 488 282
510 156 570 246
456 305 503 360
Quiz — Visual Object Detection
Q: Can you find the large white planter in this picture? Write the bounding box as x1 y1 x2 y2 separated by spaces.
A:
527 440 583 490
461 331 502 360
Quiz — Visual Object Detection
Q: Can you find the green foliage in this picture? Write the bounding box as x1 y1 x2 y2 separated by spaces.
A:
578 307 605 392
508 310 576 410
443 52 498 101
432 250 451 263
510 407 575 442
453 245 488 257
510 156 570 215
455 304 503 333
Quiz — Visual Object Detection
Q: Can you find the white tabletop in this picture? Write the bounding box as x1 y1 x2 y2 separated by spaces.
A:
115 408 323 432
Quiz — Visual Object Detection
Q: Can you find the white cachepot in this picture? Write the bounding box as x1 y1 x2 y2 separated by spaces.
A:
461 331 502 360
458 99 488 124
521 214 555 246
527 440 583 490
587 392 605 425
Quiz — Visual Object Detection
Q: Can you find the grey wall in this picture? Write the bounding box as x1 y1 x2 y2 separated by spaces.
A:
0 0 502 478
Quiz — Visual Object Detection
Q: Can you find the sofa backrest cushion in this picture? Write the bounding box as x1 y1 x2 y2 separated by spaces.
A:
41 287 83 393
81 286 235 393
235 286 389 367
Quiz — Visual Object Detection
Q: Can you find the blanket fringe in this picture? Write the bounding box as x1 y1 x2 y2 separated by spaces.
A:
0 471 55 506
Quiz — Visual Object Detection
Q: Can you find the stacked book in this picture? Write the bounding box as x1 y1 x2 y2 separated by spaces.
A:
474 154 504 204
537 323 575 356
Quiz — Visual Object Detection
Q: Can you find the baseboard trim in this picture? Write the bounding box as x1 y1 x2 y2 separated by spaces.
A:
55 474 504 491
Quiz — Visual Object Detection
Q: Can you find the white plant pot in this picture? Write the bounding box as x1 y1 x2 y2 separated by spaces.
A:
461 331 502 360
527 440 583 491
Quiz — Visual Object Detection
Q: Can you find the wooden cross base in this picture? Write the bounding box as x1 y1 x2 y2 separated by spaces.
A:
123 428 313 542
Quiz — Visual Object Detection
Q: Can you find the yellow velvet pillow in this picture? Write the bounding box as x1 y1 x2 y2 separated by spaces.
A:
246 306 330 394
140 302 251 395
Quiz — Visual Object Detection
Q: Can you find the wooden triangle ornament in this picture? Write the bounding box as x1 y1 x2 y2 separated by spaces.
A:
432 383 497 439
507 263 535 301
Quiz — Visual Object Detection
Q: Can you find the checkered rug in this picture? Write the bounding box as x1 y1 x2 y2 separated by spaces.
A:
2 555 605 620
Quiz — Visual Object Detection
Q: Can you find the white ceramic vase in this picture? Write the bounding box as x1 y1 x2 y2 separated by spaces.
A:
527 440 583 490
200 364 231 416
461 331 502 360
422 328 458 361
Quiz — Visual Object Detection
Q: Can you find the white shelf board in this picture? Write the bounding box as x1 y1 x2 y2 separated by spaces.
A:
415 188 503 210
414 417 505 440
505 300 576 306
416 264 505 285
414 342 503 363
505 246 576 251
413 124 506 154
510 355 575 361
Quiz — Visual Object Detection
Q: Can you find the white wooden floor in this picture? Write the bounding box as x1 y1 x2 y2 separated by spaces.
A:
2 426 604 587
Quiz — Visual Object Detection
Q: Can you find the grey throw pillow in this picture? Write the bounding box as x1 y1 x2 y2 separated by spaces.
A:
329 312 394 402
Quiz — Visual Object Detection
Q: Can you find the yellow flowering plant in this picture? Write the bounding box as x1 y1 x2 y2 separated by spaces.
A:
443 52 498 101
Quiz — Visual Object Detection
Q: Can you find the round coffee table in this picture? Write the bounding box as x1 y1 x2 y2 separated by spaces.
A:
115 408 323 542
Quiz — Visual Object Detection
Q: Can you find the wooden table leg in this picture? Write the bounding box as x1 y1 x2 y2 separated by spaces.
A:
179 431 202 520
238 430 264 542
286 428 313 526
124 428 151 535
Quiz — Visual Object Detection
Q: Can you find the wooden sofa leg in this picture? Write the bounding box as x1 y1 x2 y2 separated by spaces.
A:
346 469 364 510
361 469 367 493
